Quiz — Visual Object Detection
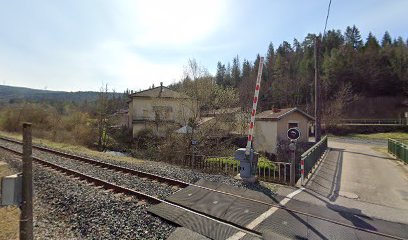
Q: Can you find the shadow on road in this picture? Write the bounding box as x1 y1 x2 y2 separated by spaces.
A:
303 189 377 231
340 150 393 160
303 147 378 231
305 147 344 202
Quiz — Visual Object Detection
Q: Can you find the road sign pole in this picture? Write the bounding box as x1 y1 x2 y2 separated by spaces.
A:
287 128 301 186
20 123 33 240
289 141 296 186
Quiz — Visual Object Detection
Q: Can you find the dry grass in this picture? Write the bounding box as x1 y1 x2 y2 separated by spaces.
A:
350 132 408 140
0 163 20 240
0 131 144 165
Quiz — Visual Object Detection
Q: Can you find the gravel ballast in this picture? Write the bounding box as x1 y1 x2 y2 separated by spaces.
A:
0 138 278 197
0 150 175 239
0 138 280 239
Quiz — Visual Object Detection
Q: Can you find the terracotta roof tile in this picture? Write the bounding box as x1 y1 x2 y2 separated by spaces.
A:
129 86 189 99
255 107 314 121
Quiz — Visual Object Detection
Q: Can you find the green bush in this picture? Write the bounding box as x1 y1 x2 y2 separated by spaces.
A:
206 156 275 171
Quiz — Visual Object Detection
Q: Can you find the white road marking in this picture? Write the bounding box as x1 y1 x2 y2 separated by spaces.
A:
227 187 305 240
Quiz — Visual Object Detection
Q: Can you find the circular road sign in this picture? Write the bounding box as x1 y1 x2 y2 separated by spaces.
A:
287 128 301 141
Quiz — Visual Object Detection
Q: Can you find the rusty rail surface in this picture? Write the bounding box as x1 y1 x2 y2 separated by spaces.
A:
0 137 405 240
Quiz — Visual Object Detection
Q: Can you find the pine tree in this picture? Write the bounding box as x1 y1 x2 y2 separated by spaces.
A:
365 32 380 50
231 55 241 87
224 62 232 87
242 59 251 79
381 31 392 47
323 30 344 54
265 42 275 83
345 25 363 49
215 61 226 87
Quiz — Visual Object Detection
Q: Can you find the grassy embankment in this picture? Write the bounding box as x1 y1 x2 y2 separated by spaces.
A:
0 163 20 240
347 132 408 158
349 132 408 142
0 131 144 165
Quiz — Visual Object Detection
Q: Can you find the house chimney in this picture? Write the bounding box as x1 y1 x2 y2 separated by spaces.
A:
160 82 163 93
272 107 280 113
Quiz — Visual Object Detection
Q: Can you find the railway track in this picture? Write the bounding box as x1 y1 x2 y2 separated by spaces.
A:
0 137 263 238
0 136 405 240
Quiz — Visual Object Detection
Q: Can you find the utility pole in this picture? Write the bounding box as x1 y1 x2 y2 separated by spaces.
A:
20 123 33 240
314 36 322 142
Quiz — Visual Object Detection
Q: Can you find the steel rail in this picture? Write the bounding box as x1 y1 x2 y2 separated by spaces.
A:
0 136 189 187
0 144 262 239
0 137 406 240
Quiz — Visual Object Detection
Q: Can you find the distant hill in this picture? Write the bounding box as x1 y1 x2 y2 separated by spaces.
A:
0 85 124 103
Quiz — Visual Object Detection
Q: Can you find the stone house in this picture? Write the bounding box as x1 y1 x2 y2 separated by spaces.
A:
253 107 314 154
128 83 196 137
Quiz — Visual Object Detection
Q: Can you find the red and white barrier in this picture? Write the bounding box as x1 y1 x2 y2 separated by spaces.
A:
245 57 264 156
300 159 304 185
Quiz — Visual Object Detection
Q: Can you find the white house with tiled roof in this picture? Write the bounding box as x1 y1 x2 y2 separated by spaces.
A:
128 83 196 137
254 107 314 154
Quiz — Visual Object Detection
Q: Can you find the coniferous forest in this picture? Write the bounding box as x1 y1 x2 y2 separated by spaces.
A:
214 25 408 118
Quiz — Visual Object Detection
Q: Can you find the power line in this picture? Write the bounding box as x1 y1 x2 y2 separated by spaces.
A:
323 0 332 36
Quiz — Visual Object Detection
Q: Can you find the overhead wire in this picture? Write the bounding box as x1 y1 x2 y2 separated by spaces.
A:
323 0 332 37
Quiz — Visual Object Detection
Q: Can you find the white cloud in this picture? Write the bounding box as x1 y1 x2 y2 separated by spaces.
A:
0 0 232 92
128 0 227 47
73 40 185 91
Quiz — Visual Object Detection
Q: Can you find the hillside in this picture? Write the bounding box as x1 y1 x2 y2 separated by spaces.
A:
0 85 123 103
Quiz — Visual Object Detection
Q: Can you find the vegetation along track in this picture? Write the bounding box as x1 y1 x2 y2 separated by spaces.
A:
0 136 405 240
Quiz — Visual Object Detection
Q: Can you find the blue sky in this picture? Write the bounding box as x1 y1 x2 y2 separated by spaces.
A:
0 0 407 92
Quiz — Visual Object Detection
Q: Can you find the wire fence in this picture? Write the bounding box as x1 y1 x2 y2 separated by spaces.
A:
159 153 292 184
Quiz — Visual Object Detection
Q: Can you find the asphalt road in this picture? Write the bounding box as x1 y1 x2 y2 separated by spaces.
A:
164 137 408 239
269 139 408 239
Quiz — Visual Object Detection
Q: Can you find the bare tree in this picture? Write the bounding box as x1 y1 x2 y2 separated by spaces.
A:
96 84 109 150
323 82 358 126
174 59 239 155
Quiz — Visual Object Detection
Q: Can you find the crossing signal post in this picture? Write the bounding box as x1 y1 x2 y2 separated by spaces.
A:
287 127 301 186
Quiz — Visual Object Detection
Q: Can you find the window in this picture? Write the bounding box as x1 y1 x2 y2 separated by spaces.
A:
143 109 148 118
288 122 298 129
153 106 173 120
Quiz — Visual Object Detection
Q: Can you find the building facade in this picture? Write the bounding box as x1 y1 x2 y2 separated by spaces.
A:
128 83 196 137
253 108 314 154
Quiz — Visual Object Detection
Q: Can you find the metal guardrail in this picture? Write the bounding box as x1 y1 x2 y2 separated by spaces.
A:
300 136 328 185
388 138 408 164
335 119 405 125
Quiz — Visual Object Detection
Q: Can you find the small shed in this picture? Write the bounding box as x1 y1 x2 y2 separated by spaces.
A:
253 107 314 154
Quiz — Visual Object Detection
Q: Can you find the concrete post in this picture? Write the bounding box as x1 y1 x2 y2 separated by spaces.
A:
20 123 33 240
